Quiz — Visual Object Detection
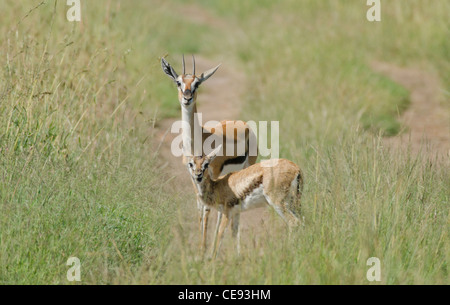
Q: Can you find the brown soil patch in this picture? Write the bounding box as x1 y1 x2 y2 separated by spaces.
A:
371 61 450 161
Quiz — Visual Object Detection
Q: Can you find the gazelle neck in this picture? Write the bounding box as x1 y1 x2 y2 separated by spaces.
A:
181 102 202 157
196 172 218 205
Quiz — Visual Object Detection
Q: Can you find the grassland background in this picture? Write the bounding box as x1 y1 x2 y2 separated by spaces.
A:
0 0 448 284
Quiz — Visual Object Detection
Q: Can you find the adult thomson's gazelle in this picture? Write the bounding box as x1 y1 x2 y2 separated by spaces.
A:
161 55 258 254
186 146 304 258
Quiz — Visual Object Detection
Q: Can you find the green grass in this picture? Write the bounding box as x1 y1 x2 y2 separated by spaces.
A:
0 0 449 284
0 146 177 284
0 0 185 284
360 70 410 136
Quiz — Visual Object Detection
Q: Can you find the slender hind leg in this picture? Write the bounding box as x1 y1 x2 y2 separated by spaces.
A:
285 208 302 229
264 194 289 224
264 194 301 229
231 211 241 256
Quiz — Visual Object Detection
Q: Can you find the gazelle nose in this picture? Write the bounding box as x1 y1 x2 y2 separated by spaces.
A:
183 89 192 98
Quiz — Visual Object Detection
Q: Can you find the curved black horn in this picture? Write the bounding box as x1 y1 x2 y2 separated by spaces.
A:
182 54 186 75
192 55 196 76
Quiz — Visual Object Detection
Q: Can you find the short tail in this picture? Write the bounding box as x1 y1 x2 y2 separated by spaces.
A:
285 171 304 225
296 171 304 200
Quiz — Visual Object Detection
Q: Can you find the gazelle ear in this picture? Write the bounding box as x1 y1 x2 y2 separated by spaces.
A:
199 64 221 83
206 145 222 162
161 57 178 81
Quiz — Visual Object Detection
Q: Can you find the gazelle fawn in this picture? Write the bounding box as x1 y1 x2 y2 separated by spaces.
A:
186 146 304 258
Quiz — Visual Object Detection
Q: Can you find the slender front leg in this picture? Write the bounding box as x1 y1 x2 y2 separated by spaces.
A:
231 212 241 256
197 197 204 237
211 208 223 257
201 206 211 254
212 212 229 259
197 197 209 254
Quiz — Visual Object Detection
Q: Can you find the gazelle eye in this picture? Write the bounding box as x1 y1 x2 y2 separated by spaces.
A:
204 163 209 169
176 81 181 87
188 162 193 168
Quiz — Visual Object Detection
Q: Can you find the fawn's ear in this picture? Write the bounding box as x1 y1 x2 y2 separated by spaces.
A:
199 64 221 83
161 57 178 81
205 145 222 163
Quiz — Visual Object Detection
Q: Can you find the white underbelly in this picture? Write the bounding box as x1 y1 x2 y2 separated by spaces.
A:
240 185 267 211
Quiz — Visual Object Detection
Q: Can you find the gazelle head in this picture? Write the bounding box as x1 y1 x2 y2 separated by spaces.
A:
161 55 220 107
186 146 222 183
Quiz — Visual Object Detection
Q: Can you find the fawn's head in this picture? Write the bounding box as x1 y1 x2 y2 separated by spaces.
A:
186 146 222 183
161 55 220 107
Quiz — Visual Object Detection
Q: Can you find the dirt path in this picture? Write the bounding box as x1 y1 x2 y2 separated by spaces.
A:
371 61 450 161
151 4 291 256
